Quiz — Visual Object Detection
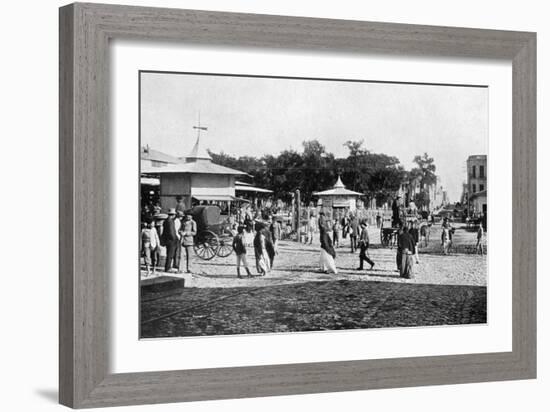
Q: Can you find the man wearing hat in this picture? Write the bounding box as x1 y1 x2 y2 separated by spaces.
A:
357 221 375 271
161 208 179 273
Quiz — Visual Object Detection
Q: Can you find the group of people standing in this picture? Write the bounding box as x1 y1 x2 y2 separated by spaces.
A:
140 208 197 276
231 217 282 278
395 221 420 279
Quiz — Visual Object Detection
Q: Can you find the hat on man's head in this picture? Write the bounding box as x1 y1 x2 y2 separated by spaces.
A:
167 208 176 215
176 210 184 217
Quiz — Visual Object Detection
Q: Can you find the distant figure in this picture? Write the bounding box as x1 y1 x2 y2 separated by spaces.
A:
175 196 186 215
232 226 252 278
173 210 184 272
307 214 317 244
269 217 281 255
179 213 196 273
349 214 359 253
395 226 404 273
319 229 337 274
392 197 401 227
332 219 342 248
441 217 454 254
398 226 415 278
476 222 484 255
341 214 350 240
376 213 382 228
253 223 271 276
419 222 432 247
441 226 451 255
357 221 375 271
409 220 420 264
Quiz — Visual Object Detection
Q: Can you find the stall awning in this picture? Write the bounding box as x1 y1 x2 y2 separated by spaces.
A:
141 177 160 186
193 195 234 202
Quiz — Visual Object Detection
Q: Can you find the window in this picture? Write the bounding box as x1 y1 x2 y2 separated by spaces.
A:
472 184 476 193
480 165 485 178
479 184 485 192
472 165 476 178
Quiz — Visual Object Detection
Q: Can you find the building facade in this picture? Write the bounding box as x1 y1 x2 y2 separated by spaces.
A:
466 154 487 216
141 136 247 212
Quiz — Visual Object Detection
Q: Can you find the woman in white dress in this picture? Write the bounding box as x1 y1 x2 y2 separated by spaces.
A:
319 230 338 274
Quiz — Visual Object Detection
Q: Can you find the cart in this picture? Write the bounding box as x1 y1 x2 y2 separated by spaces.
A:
188 205 235 260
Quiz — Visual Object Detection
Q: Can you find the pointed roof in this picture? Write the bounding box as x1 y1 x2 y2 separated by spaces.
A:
313 176 363 197
333 175 345 189
187 135 212 161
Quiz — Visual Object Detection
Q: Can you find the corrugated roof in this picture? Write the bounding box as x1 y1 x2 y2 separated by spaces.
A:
141 147 182 164
142 160 247 176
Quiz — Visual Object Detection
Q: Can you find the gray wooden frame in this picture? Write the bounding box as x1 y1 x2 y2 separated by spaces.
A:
59 2 536 408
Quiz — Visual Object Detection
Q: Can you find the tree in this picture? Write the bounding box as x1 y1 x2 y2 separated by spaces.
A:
410 152 438 210
411 152 437 186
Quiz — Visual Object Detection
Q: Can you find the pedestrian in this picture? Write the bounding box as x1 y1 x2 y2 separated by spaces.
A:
253 222 271 276
419 221 431 247
357 221 375 271
140 219 160 276
376 212 382 229
262 223 276 268
341 214 350 240
392 197 401 228
320 228 337 274
318 211 328 235
409 220 420 264
332 219 342 247
395 226 404 273
269 217 281 255
349 214 359 253
173 210 184 271
161 208 179 273
398 226 415 278
153 215 163 269
441 226 451 255
307 213 316 245
476 222 484 255
179 212 197 273
232 226 252 278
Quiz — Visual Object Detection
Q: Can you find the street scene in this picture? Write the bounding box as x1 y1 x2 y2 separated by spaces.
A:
139 71 488 338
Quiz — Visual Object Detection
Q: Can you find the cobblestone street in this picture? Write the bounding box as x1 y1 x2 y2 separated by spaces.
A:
141 223 487 337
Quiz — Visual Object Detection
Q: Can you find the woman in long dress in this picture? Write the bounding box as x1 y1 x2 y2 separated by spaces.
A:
253 223 271 276
319 230 338 274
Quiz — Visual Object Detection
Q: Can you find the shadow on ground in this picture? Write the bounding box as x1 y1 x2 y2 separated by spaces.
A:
141 279 487 338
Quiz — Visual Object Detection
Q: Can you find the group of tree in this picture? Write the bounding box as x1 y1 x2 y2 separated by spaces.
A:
208 140 437 207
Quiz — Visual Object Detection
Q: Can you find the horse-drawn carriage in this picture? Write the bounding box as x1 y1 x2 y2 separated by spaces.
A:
188 205 235 260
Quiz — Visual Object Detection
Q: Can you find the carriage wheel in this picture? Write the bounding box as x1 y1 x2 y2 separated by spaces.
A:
217 235 234 258
193 231 219 260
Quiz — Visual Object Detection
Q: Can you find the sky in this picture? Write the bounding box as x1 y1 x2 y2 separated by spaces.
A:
140 72 488 202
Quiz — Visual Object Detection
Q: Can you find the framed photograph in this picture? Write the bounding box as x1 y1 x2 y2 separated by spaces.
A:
59 3 536 408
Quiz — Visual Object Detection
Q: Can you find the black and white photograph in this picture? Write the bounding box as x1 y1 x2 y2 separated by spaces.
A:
139 71 488 339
